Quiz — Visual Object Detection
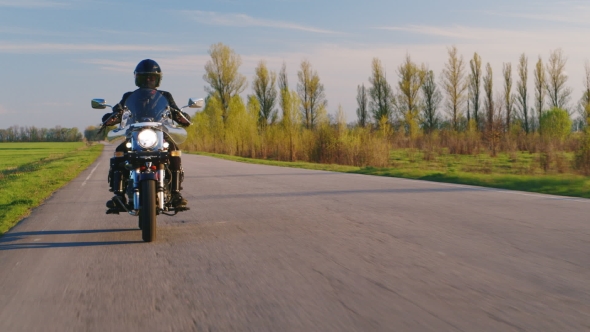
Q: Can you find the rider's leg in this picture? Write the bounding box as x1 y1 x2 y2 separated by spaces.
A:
106 142 129 211
169 155 188 208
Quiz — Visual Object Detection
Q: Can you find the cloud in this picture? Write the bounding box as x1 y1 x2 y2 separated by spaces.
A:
0 104 14 115
181 11 336 34
373 24 589 47
35 102 73 107
82 59 137 73
83 55 212 74
0 43 182 53
0 0 68 8
483 4 590 26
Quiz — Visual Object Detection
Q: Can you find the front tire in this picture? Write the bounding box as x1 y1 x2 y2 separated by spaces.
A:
140 180 157 242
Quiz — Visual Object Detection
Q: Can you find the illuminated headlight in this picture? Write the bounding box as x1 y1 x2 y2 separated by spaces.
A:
137 129 158 149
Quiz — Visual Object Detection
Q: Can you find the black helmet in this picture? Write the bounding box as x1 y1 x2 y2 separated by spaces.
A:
134 59 162 88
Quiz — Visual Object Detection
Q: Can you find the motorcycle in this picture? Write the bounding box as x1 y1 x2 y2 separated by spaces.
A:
91 88 203 242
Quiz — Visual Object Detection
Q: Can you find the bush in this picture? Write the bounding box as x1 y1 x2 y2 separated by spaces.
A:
539 108 572 143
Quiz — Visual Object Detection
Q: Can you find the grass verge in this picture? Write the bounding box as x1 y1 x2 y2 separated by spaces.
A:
190 151 590 199
0 142 103 235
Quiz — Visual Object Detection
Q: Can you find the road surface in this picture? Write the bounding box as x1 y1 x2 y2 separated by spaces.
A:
0 143 589 331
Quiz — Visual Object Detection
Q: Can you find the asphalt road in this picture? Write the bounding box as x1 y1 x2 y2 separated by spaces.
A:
1 143 589 331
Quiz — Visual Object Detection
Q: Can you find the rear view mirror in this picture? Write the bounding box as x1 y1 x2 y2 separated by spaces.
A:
91 99 109 109
188 98 204 109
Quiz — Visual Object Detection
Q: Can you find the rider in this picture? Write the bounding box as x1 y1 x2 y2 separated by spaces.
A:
102 59 191 212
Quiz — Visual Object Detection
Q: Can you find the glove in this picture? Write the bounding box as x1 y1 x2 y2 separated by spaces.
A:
102 111 121 126
172 110 191 126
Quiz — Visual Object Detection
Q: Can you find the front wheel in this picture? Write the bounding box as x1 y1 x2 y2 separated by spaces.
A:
140 180 157 242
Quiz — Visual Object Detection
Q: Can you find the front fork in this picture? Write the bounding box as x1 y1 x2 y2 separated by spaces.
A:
130 163 166 212
157 164 165 211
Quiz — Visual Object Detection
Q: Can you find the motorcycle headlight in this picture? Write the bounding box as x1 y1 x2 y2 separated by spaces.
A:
137 129 158 149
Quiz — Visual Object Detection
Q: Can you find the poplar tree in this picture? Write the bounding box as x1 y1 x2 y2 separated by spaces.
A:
356 84 368 127
483 63 494 132
580 62 590 125
278 62 289 119
368 58 395 125
516 54 530 133
252 60 278 127
534 57 546 131
421 70 442 134
203 43 247 123
545 49 572 110
397 54 426 137
469 52 482 128
503 62 515 130
297 60 327 130
441 46 467 131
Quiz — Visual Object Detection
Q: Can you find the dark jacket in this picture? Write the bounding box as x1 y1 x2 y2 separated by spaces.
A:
102 90 191 127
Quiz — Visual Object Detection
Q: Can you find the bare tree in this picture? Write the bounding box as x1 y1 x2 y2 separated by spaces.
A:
252 60 278 126
203 43 247 122
297 60 327 129
503 62 515 130
545 49 572 110
368 58 395 125
421 70 442 133
516 53 530 133
441 46 468 131
469 52 482 128
356 84 368 127
534 56 546 132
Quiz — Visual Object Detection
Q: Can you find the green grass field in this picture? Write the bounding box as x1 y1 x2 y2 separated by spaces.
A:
192 149 590 199
0 142 103 235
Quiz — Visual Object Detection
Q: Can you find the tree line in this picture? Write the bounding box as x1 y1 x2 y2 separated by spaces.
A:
0 125 83 142
179 43 590 172
356 47 587 133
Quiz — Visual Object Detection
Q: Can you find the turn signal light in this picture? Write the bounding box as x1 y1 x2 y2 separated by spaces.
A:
170 151 182 157
114 152 124 157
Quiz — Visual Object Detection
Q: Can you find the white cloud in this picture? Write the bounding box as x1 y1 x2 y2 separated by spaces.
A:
483 4 590 26
35 102 73 107
82 59 137 73
374 24 585 44
83 55 212 75
181 11 337 34
0 43 182 53
0 104 14 115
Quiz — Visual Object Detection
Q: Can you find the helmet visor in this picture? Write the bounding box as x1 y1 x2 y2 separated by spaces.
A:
135 73 161 88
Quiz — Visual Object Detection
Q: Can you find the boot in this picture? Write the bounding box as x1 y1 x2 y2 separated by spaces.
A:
171 193 188 208
108 156 126 192
170 170 188 208
106 194 128 214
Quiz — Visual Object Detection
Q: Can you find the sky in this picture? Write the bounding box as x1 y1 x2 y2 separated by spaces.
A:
0 0 589 130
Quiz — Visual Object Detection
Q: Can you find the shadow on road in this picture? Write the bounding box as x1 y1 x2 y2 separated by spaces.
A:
0 228 142 250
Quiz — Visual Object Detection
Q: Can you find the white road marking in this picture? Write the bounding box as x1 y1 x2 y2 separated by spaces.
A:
81 163 100 187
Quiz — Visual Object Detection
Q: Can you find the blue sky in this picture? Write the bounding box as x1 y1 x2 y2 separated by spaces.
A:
1 0 589 130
